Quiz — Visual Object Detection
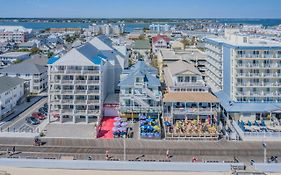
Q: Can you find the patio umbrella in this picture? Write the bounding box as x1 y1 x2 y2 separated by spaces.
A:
112 127 118 132
147 125 154 131
146 118 154 123
164 121 171 126
119 127 127 131
139 115 147 120
140 125 147 130
114 122 121 126
153 125 160 131
121 122 128 127
154 132 160 137
114 117 121 121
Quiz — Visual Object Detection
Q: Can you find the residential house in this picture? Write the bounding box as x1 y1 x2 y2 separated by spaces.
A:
0 76 25 118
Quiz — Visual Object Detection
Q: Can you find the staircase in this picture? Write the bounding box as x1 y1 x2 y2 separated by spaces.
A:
144 87 160 101
133 96 150 108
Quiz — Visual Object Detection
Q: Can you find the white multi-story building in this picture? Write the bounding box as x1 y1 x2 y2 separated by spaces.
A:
47 36 127 124
205 29 281 140
149 24 171 33
0 26 32 43
0 62 47 94
163 60 208 92
87 23 125 36
119 60 162 114
0 76 25 118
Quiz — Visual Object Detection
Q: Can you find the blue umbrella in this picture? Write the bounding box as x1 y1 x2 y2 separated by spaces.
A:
146 118 153 123
164 121 171 126
154 132 160 137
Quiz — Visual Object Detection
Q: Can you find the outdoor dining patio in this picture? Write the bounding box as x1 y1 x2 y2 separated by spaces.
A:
112 117 129 138
139 114 161 139
163 116 218 140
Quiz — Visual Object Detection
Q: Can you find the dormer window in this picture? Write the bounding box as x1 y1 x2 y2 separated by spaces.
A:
135 77 142 83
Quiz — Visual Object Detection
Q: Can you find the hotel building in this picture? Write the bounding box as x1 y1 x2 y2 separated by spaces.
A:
47 36 127 124
205 29 281 140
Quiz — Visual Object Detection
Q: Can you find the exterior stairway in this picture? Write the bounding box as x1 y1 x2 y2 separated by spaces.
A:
143 87 160 101
133 96 150 108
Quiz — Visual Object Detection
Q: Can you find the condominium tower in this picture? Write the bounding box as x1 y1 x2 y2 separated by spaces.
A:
205 29 281 120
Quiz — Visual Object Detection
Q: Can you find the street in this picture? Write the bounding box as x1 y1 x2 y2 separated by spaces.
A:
0 97 47 132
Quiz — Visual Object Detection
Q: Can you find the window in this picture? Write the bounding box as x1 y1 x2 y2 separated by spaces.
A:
177 76 183 82
184 76 190 82
191 76 197 82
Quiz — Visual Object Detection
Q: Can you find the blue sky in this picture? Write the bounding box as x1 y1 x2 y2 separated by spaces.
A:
0 0 280 18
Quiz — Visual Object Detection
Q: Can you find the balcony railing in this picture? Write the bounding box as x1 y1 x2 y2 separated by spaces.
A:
51 70 65 73
61 99 74 103
83 70 100 74
61 90 74 94
50 79 61 83
87 100 100 104
87 110 100 114
74 90 87 94
75 100 87 104
74 110 87 114
65 70 82 74
87 80 100 84
61 109 74 114
61 80 74 84
75 80 87 84
87 90 99 94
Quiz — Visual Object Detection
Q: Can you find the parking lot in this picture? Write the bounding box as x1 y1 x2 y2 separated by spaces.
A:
0 97 48 133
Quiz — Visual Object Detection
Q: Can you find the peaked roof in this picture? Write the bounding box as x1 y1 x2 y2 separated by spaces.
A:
166 60 201 76
119 61 160 87
0 62 47 74
0 76 25 94
152 35 170 44
49 35 125 67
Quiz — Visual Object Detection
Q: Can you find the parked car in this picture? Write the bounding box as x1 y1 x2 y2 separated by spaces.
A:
39 107 47 115
32 112 46 120
26 117 40 125
43 103 48 109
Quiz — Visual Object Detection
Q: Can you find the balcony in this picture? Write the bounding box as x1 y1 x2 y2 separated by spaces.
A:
61 80 74 84
61 109 74 114
51 70 65 74
172 107 214 114
75 80 87 84
74 110 87 114
87 110 100 115
87 90 99 94
87 100 100 104
65 70 82 74
61 90 74 94
75 100 87 104
74 90 87 94
50 99 61 103
87 80 99 84
50 79 61 84
50 89 61 93
61 99 74 103
83 70 100 74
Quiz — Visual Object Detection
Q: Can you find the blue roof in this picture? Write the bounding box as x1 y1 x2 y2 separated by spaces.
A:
90 54 107 65
119 61 160 87
215 91 281 113
47 56 60 64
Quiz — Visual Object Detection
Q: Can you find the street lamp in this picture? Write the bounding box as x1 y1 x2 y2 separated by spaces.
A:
123 134 126 161
262 142 267 163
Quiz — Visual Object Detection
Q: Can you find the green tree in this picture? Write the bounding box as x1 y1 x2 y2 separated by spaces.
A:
47 52 54 58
